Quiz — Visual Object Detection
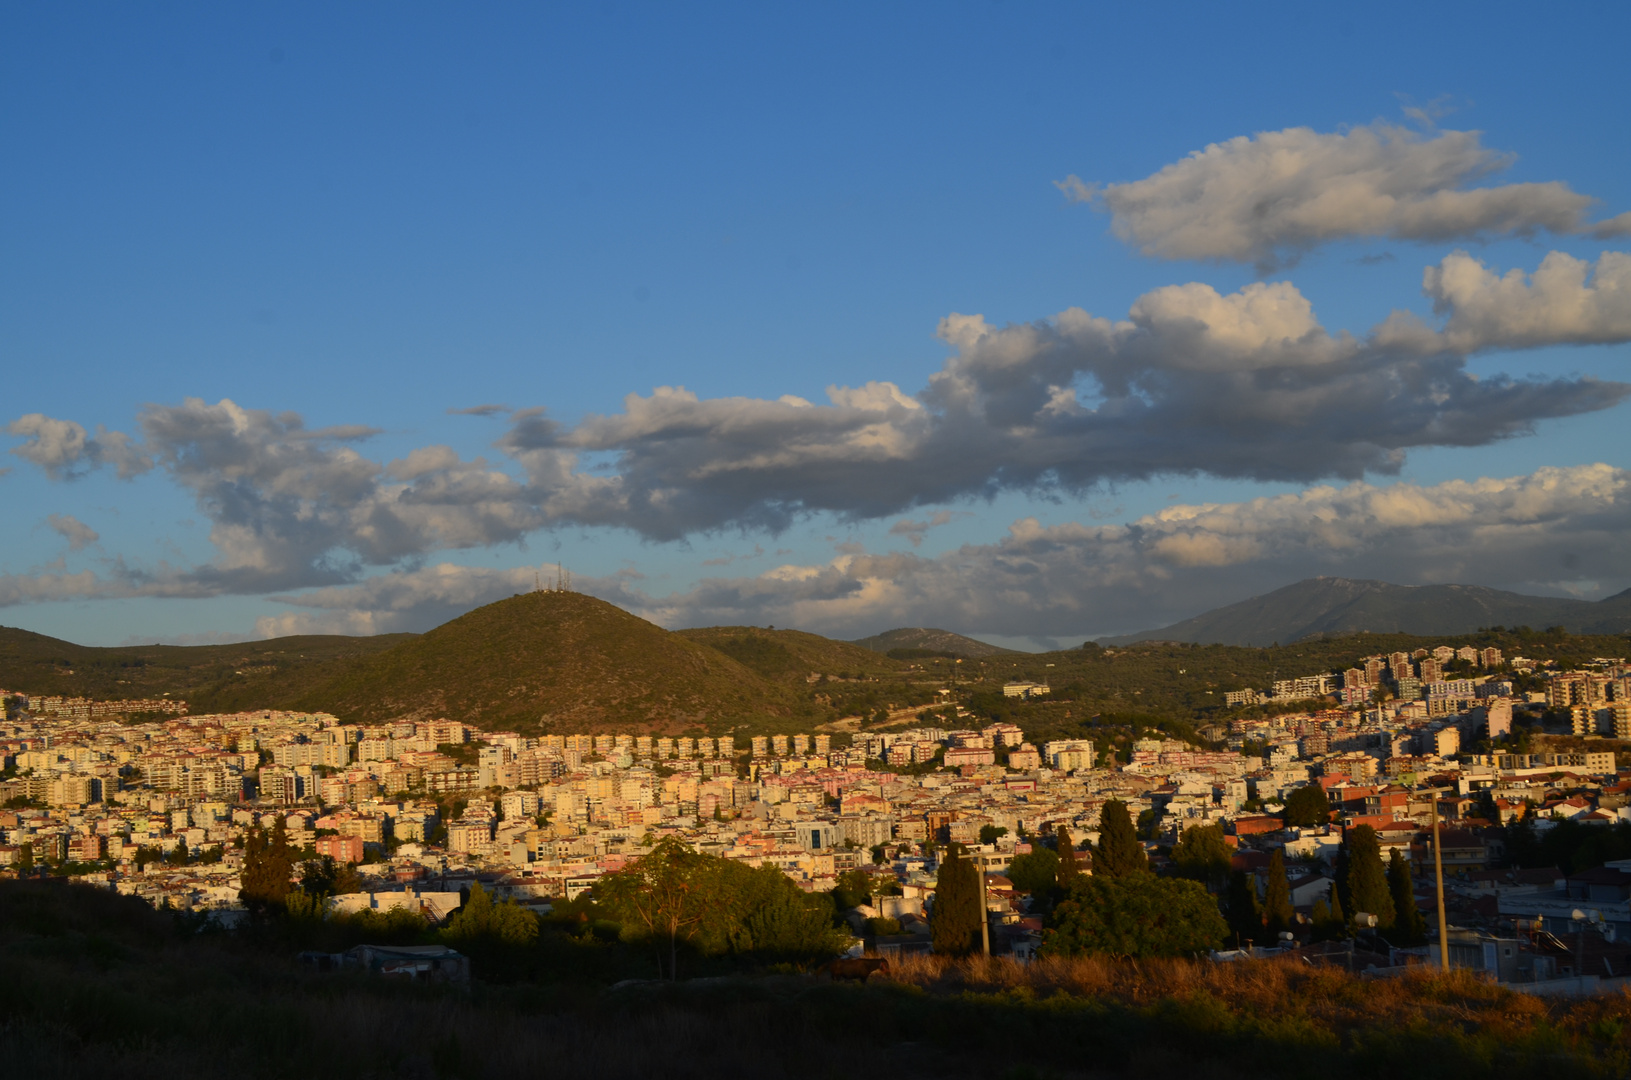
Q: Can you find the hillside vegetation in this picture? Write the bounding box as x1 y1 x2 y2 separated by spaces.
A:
0 627 410 713
850 627 1016 658
1109 577 1631 646
295 591 806 734
7 594 1627 739
675 626 907 682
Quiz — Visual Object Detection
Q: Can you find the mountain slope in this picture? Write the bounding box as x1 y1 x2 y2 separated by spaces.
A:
0 627 413 712
296 590 800 733
1105 578 1631 647
850 627 1018 658
674 626 906 682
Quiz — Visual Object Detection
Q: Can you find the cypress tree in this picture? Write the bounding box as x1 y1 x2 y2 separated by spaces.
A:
1056 824 1080 887
1095 799 1148 879
1311 890 1347 941
1333 840 1351 917
240 822 295 914
1224 870 1261 946
1387 849 1427 945
931 847 983 956
1262 849 1295 937
1342 826 1394 929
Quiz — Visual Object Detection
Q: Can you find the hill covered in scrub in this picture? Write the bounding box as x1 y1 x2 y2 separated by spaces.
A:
850 627 1017 658
1106 577 1631 647
675 625 908 682
8 591 1629 741
0 626 411 713
294 591 807 734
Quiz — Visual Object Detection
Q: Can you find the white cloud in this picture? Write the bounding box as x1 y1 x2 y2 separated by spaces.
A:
257 465 1631 641
1082 122 1631 268
255 563 606 636
496 267 1628 540
7 414 151 480
44 513 99 552
1422 250 1631 352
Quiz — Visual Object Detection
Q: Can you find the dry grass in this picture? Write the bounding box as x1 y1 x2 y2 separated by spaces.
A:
8 879 1631 1080
882 951 1631 1075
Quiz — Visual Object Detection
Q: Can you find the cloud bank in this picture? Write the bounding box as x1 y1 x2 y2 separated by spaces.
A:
1067 123 1631 268
257 464 1631 640
6 249 1630 603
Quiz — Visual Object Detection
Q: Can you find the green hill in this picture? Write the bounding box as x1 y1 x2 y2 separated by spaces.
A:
295 591 804 734
1105 577 1631 647
849 627 1017 658
0 626 411 713
675 626 906 682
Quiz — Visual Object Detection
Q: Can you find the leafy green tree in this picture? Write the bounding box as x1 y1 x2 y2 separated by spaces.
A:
171 837 189 865
300 855 339 897
1005 847 1059 898
830 868 873 911
17 841 33 874
596 838 844 977
978 824 1008 845
283 889 325 922
595 837 720 979
1282 785 1331 828
1056 824 1080 887
1339 826 1393 929
931 847 984 956
442 882 539 947
1094 800 1147 879
1171 824 1231 891
1262 849 1295 937
1387 850 1427 945
1043 874 1226 958
732 865 841 959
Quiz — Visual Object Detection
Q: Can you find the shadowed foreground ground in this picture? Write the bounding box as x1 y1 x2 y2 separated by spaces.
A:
4 879 1630 1079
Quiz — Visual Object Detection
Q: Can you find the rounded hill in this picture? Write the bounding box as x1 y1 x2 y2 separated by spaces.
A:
298 591 797 733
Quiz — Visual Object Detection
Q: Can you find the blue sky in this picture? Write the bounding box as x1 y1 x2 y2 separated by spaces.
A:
4 2 1630 648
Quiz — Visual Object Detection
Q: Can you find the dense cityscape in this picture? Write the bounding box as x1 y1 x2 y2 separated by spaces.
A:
7 635 1631 992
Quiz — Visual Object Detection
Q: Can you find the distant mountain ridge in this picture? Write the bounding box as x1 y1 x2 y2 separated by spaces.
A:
849 627 1016 658
1104 577 1631 647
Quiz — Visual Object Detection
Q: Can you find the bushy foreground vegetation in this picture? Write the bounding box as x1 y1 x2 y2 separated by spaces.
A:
8 877 1631 1079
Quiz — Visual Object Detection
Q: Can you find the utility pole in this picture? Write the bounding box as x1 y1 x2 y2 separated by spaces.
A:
1431 791 1450 972
979 862 991 957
